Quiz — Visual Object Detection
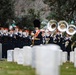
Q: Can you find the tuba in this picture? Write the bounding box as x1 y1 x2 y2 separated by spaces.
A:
66 25 76 35
57 20 68 32
47 20 57 31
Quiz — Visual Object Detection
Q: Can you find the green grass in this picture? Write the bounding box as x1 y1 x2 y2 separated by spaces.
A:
60 62 76 75
0 60 76 75
0 60 35 75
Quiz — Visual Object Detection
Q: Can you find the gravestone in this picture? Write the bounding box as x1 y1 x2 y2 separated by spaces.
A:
34 44 60 75
23 46 32 66
7 50 14 62
70 51 74 63
0 43 2 60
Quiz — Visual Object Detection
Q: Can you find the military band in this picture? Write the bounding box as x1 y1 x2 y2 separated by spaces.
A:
0 19 76 61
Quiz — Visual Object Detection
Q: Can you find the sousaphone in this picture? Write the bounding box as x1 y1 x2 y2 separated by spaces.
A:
58 20 68 32
47 20 57 31
66 25 76 35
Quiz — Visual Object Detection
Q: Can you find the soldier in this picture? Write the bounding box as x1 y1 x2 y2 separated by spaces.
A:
8 29 15 49
65 34 72 61
60 35 66 51
31 19 43 45
71 41 76 51
2 28 9 58
13 26 20 48
22 29 32 46
40 29 46 44
18 28 23 48
53 30 61 45
48 31 54 44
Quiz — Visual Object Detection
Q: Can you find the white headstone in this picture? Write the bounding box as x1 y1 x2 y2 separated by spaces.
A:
74 48 76 67
13 48 20 62
23 46 32 66
70 51 74 63
0 43 2 59
17 49 24 65
31 46 37 68
35 44 60 75
58 50 63 65
7 50 14 62
62 51 67 63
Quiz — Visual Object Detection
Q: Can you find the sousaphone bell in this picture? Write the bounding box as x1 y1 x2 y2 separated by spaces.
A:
66 25 76 35
47 20 57 31
57 20 68 32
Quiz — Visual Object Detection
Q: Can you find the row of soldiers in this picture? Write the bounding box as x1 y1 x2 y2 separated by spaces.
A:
0 27 32 58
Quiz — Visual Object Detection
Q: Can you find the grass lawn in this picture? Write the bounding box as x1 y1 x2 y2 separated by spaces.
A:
0 60 35 75
0 60 76 75
60 62 76 75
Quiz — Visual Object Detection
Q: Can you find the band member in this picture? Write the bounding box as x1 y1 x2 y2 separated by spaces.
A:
65 34 72 61
71 41 76 51
60 35 66 51
48 31 54 44
31 19 43 45
44 29 50 44
53 30 61 45
40 29 46 44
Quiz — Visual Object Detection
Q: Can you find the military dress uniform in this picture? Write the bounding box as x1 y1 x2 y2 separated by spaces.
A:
72 41 76 51
32 30 43 45
32 19 43 45
18 31 24 48
42 36 46 44
13 31 20 48
48 35 54 44
53 34 61 45
2 32 9 58
8 31 15 49
65 37 72 60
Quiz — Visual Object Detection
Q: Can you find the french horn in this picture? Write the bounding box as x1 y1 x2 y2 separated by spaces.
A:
47 20 57 31
58 20 68 32
66 25 76 35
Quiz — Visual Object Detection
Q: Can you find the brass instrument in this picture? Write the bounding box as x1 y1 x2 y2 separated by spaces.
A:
47 20 57 32
58 20 68 32
66 25 76 35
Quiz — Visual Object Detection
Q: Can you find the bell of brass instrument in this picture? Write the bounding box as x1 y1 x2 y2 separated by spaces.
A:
66 25 76 35
58 20 68 32
47 20 57 32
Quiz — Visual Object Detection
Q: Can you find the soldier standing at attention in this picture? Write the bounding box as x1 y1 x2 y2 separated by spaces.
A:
31 19 43 45
65 34 72 61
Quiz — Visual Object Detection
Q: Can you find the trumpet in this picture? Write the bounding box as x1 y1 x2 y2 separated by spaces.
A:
47 20 57 32
66 25 76 35
57 20 68 32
